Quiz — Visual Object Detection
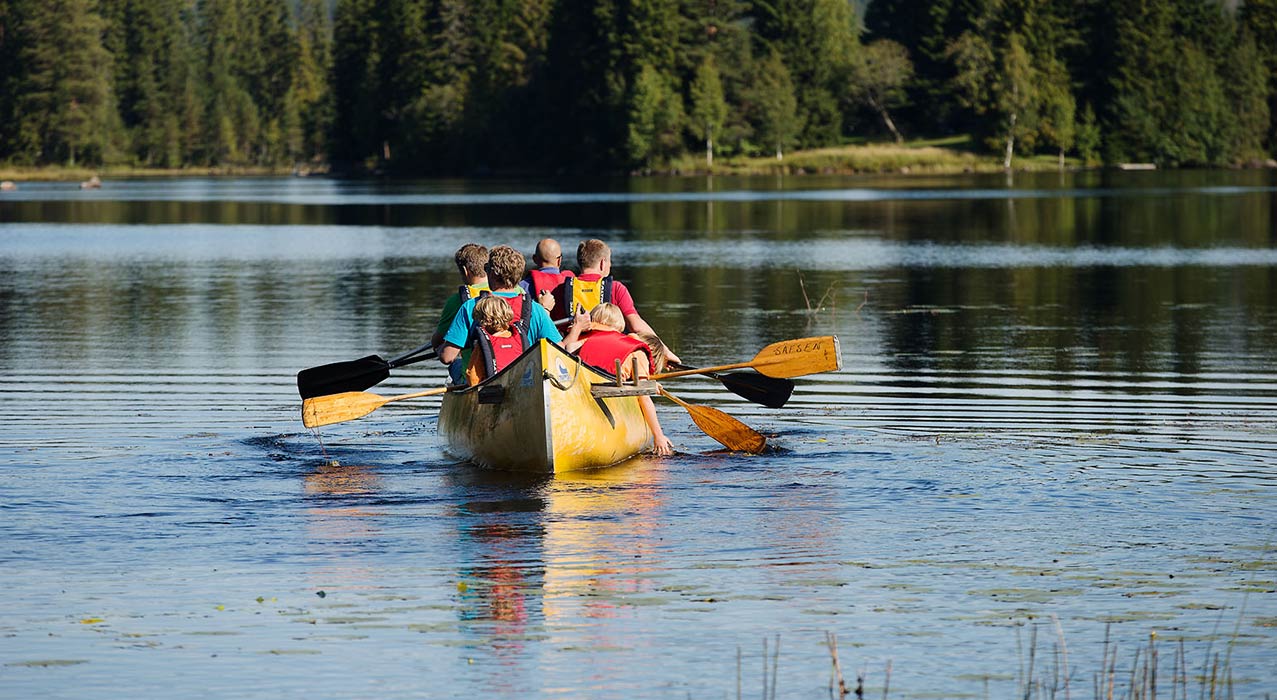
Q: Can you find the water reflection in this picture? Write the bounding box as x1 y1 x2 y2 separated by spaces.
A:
440 458 670 670
2 174 1275 698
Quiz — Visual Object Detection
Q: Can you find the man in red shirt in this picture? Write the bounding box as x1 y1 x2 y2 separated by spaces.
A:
561 239 680 364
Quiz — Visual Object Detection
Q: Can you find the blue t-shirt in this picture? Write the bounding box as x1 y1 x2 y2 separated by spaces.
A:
442 290 563 353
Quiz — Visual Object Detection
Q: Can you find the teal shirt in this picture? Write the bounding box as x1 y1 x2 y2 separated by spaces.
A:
442 291 563 369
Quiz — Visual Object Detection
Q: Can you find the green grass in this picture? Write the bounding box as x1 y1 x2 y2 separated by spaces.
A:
666 136 1083 175
0 164 302 182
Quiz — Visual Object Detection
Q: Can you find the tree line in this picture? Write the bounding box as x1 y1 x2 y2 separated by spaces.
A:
0 0 1273 174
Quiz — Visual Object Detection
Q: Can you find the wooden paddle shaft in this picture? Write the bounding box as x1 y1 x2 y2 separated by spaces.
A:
653 336 841 381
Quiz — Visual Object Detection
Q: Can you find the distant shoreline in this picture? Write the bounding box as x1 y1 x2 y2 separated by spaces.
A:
3 138 1274 183
0 164 305 183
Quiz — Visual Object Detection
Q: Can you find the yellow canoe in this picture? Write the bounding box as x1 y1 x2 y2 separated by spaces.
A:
438 339 653 473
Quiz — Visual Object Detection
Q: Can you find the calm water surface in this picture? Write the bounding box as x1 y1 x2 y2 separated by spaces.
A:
1 172 1275 698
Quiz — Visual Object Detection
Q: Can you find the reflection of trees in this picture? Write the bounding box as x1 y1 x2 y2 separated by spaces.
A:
4 170 1274 389
880 264 1277 382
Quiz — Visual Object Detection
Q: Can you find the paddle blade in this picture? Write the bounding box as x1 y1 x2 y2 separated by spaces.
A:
750 336 842 379
686 404 767 453
302 391 390 428
717 371 795 409
297 355 390 399
659 388 766 453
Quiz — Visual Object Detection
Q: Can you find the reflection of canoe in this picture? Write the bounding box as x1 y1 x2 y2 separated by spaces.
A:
439 339 652 473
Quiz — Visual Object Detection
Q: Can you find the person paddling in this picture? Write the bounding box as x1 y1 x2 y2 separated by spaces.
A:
439 245 586 383
519 238 574 316
432 243 491 383
561 239 681 365
568 303 674 456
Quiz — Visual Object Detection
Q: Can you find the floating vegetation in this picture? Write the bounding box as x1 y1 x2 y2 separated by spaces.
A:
6 659 89 667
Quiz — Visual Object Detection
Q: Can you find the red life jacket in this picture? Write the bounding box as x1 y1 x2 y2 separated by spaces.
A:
477 290 533 346
575 329 653 377
525 268 574 297
472 327 525 379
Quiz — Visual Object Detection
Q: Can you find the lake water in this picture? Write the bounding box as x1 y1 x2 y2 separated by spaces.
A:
1 172 1274 698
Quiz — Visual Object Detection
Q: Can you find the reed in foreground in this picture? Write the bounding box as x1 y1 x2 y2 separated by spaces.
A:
732 621 1242 700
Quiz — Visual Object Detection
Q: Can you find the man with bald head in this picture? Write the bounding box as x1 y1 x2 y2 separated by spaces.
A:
520 238 575 316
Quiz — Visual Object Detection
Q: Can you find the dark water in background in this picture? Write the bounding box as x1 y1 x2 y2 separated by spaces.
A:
1 172 1274 698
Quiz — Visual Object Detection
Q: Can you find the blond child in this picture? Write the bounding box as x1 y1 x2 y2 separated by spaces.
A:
464 295 523 385
570 303 673 456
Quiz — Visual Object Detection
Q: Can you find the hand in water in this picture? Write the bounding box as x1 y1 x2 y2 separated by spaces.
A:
652 433 674 456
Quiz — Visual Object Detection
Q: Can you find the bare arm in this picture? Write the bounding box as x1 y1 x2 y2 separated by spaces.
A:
560 309 590 351
639 394 673 456
439 343 461 365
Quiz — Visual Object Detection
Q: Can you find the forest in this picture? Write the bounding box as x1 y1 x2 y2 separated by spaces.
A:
0 0 1274 175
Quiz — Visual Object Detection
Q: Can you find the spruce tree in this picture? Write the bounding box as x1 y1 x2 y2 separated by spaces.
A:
13 0 114 165
751 0 857 146
1240 0 1277 154
330 0 383 168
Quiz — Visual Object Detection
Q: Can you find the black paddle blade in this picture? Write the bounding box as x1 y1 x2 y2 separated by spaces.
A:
717 371 795 409
297 355 390 399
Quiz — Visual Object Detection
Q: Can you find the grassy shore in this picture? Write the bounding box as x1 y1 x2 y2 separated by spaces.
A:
0 164 302 183
665 135 1083 175
0 137 1081 182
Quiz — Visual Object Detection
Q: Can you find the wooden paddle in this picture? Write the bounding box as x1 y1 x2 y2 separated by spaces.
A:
654 336 841 381
666 362 795 409
302 387 448 428
658 387 767 454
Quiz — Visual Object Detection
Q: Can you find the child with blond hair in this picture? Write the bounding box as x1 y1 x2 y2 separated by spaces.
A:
568 303 673 456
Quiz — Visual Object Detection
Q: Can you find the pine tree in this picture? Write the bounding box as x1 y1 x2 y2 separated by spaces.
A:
13 0 115 165
863 0 985 133
751 0 857 146
1221 28 1270 162
1240 0 1277 154
679 0 754 157
104 0 197 166
292 0 332 163
627 63 685 167
330 0 383 167
0 0 28 160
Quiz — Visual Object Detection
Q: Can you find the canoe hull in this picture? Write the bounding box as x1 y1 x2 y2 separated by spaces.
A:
438 340 652 473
